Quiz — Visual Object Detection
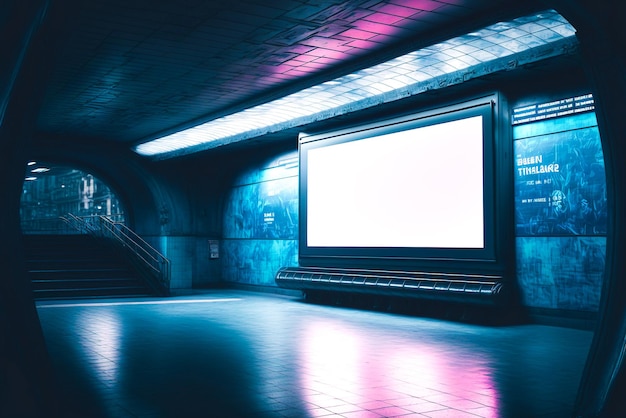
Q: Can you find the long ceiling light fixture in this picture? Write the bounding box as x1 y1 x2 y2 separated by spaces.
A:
134 10 576 160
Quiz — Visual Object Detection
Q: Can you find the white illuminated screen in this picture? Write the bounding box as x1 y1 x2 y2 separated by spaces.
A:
306 115 485 248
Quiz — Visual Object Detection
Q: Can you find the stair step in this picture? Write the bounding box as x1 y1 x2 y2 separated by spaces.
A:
24 234 153 299
31 277 139 287
33 286 150 300
29 267 130 272
29 268 132 276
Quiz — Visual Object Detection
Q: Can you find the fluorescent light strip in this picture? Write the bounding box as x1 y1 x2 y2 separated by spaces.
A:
134 10 576 159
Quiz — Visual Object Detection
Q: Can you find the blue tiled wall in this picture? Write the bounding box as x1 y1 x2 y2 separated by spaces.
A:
222 151 299 287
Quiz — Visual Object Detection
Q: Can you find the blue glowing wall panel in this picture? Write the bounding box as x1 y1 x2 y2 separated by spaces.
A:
516 237 605 311
222 151 298 287
223 184 259 239
256 178 298 239
514 113 606 236
513 110 606 312
222 239 298 286
223 162 298 240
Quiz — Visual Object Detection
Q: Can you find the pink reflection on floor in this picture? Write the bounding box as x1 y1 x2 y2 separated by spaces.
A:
298 319 499 417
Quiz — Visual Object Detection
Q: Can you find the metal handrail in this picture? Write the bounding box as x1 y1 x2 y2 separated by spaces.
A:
61 213 96 234
62 213 170 295
96 216 171 294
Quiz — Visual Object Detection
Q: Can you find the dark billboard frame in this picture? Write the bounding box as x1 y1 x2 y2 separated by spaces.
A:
297 94 510 276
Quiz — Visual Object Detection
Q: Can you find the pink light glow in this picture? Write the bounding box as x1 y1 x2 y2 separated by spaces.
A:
311 57 336 65
346 39 381 49
391 0 443 12
301 37 351 50
375 4 420 18
284 69 313 77
356 20 401 36
307 48 350 59
363 12 405 25
283 55 316 67
297 320 499 416
301 61 331 70
340 28 378 40
270 8 417 79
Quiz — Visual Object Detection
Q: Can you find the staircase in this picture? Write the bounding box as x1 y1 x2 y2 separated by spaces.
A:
24 234 154 300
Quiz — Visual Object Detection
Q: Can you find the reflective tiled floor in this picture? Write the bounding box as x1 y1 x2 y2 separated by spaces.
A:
37 290 593 418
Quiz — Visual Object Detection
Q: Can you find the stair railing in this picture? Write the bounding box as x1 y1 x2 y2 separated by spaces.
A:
60 213 97 234
61 213 170 295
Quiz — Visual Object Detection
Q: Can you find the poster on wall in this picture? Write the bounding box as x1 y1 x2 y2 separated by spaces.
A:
208 240 219 259
514 127 606 236
256 177 298 239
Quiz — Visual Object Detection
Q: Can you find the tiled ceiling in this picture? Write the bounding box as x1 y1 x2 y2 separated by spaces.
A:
33 0 544 148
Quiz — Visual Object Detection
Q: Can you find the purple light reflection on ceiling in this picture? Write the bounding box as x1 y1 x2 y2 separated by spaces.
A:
271 6 425 78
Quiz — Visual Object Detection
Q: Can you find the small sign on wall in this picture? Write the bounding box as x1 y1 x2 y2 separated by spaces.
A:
209 240 219 259
512 93 595 125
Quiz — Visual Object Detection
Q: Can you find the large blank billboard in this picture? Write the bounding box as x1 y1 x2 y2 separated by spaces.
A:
306 115 484 249
299 101 495 264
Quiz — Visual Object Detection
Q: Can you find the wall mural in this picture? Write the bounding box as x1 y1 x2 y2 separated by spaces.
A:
222 151 299 287
514 126 606 236
222 239 298 286
257 178 298 239
513 104 606 312
223 183 259 239
223 173 298 240
516 236 604 311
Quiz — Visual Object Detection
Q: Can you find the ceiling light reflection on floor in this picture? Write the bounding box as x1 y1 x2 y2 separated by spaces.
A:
75 310 122 385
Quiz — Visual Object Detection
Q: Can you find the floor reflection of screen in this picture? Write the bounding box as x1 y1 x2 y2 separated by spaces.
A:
306 115 485 249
